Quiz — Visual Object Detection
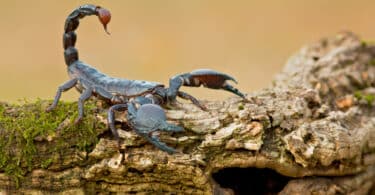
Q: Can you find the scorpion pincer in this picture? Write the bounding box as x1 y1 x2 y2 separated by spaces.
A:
47 4 247 154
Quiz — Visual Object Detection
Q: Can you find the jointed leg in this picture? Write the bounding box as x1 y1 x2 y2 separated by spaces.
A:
107 104 128 142
75 88 93 124
177 91 207 110
46 78 77 112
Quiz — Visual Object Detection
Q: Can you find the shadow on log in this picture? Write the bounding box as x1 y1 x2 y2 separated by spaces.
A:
0 32 374 194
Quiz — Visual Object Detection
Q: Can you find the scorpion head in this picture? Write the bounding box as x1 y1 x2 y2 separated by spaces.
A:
96 6 111 34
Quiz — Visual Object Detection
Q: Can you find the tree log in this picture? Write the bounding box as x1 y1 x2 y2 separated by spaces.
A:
0 32 374 194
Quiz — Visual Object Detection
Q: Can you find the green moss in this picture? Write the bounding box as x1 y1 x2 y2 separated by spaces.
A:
361 40 367 47
361 40 375 48
364 94 375 105
40 158 53 169
354 91 363 99
369 59 375 66
238 104 244 110
0 100 104 187
354 91 375 105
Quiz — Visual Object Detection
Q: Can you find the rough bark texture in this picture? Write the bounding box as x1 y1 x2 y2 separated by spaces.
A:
0 32 374 194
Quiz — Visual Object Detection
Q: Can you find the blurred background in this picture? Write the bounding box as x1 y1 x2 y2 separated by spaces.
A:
0 0 374 102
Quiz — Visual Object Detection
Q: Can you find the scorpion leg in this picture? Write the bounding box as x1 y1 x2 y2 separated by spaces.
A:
177 91 207 110
75 88 93 124
107 103 128 145
46 78 77 112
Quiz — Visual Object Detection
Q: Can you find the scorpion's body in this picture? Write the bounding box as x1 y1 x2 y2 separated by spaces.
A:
48 4 246 154
68 62 163 100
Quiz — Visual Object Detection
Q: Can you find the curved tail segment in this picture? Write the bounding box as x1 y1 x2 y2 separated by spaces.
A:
63 4 111 66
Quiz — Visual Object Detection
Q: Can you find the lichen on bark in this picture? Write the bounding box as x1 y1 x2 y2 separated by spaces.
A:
0 32 374 194
0 100 106 188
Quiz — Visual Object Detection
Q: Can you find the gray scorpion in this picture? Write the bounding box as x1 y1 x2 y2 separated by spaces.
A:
47 4 246 154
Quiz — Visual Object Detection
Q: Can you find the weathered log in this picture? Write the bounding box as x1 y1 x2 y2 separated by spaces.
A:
0 32 374 194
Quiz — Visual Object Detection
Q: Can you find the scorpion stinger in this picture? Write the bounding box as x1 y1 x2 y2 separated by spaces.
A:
47 4 247 154
97 7 111 34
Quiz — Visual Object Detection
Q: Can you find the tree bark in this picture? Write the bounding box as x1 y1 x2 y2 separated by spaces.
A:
0 32 374 194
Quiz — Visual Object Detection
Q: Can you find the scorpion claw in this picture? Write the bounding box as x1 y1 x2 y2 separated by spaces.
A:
128 104 183 154
188 69 245 98
166 69 245 110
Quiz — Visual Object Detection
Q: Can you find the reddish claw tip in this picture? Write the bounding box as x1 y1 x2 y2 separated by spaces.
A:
97 7 111 35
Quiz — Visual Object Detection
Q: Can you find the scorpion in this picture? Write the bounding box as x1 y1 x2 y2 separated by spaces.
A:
47 4 246 154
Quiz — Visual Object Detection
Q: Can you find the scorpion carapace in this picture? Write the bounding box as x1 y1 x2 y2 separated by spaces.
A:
47 4 247 154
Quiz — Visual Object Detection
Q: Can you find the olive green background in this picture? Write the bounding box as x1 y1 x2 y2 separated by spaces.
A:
0 0 374 102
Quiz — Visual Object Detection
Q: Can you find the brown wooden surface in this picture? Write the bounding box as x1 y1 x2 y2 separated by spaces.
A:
0 32 374 194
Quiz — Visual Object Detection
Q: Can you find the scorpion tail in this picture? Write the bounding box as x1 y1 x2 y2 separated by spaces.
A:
63 4 111 66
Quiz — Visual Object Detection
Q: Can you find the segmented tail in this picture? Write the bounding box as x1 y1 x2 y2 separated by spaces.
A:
63 4 111 66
